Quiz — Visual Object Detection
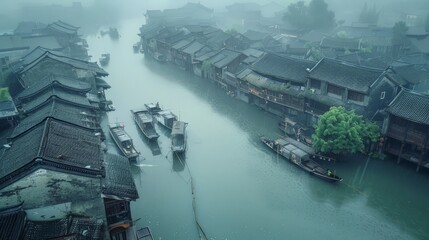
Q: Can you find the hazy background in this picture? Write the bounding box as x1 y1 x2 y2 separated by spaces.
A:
1 0 428 32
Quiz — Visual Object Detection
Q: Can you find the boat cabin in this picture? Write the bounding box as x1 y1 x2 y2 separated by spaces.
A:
171 121 187 152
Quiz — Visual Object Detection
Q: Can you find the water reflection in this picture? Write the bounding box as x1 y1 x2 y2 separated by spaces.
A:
172 152 186 172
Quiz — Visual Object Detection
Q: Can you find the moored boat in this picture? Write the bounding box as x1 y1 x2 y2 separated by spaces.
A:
171 121 188 153
136 226 153 240
109 122 139 159
131 108 160 140
155 110 178 130
144 102 162 115
260 136 342 182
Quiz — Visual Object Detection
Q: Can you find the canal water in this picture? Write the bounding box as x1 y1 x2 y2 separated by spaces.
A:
87 17 429 240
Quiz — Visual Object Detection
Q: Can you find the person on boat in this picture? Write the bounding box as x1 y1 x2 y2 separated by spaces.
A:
327 169 332 176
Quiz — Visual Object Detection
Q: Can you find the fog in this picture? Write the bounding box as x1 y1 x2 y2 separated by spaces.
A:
1 0 428 31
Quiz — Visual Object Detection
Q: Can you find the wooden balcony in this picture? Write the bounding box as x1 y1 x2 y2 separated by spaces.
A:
405 130 427 147
386 124 406 141
304 105 326 116
249 89 304 111
387 124 428 147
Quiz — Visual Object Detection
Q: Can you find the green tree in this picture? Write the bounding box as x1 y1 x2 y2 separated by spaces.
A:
392 21 408 46
0 87 10 102
283 0 335 30
283 1 310 30
308 0 335 30
312 106 380 154
358 3 380 25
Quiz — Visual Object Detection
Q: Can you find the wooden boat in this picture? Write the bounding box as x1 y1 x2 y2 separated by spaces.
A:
131 108 160 140
109 123 139 159
278 117 313 146
260 136 342 182
99 53 110 66
144 102 162 115
171 121 188 153
136 226 153 240
155 110 177 130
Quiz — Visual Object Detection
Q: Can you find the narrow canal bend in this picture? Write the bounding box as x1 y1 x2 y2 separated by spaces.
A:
87 17 429 240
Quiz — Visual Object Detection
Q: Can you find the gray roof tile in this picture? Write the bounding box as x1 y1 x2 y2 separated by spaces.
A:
308 58 384 93
251 53 315 84
386 89 429 125
103 154 138 200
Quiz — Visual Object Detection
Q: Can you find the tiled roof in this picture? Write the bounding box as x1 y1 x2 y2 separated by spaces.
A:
308 58 384 93
210 49 242 68
16 74 91 100
20 87 95 113
0 118 103 181
0 203 26 240
389 65 429 85
251 53 315 84
95 77 111 89
0 121 44 180
241 48 264 58
320 37 361 50
242 30 270 41
24 216 104 240
103 154 139 200
41 120 103 171
17 50 108 77
171 38 194 50
12 99 98 138
182 41 206 55
47 20 79 35
386 89 429 125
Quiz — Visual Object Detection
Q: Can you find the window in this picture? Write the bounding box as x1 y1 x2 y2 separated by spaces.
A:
310 79 321 89
380 91 385 100
348 91 365 102
327 84 344 96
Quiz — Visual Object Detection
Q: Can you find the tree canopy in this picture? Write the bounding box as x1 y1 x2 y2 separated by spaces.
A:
392 21 408 46
358 3 380 25
283 0 335 31
312 106 380 154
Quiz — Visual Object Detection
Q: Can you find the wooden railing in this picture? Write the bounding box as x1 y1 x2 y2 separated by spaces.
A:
387 124 406 141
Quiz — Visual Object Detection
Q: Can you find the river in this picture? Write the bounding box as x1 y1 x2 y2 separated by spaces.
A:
86 17 429 240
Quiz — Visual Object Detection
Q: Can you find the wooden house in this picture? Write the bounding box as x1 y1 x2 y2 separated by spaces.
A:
305 58 398 127
0 118 107 224
239 53 315 119
382 89 429 172
103 154 139 239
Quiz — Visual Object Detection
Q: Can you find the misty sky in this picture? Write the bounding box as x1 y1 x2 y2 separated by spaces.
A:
0 0 428 30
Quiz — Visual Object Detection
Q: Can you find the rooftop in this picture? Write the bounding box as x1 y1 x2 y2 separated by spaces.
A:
308 58 384 93
16 74 91 100
0 118 103 183
20 86 95 113
103 154 139 200
251 53 315 84
16 49 108 77
386 89 429 125
12 99 98 138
